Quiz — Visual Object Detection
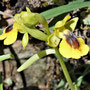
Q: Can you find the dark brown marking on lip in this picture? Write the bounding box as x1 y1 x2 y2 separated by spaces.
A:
66 35 80 49
5 24 13 33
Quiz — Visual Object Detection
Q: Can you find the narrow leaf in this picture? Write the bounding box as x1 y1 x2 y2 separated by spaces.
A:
22 33 29 49
17 49 55 72
76 76 83 87
41 1 90 19
0 54 14 62
56 80 65 89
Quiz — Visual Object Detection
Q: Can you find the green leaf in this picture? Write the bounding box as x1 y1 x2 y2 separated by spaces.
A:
76 76 83 87
17 49 55 72
41 1 90 19
0 73 3 90
56 80 65 89
22 33 29 49
52 0 65 5
0 54 14 62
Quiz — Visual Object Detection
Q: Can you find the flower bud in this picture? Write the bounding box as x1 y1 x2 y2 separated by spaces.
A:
20 11 38 27
14 7 50 35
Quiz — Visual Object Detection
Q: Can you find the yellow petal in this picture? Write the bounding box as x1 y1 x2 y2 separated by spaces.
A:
78 38 89 56
13 22 26 33
4 29 18 45
59 37 89 59
0 33 7 40
63 15 71 22
0 29 7 40
59 39 72 58
80 44 89 56
54 15 71 29
54 21 65 29
72 38 89 59
78 38 85 45
71 49 81 59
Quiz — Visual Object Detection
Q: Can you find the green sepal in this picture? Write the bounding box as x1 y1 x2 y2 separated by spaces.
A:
14 14 22 24
22 25 48 41
47 33 60 47
26 7 32 13
65 17 79 32
35 13 50 35
22 33 29 49
17 49 55 72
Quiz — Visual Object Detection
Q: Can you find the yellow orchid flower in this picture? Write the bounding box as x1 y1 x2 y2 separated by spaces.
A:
54 15 78 38
59 30 89 59
0 22 27 45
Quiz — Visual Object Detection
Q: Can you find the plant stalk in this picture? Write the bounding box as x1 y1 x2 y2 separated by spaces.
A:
54 47 75 90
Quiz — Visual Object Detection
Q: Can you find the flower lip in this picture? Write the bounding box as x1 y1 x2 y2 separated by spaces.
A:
64 31 80 49
66 36 80 49
5 24 13 33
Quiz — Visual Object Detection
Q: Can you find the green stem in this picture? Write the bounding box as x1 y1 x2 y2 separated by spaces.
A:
54 47 75 90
